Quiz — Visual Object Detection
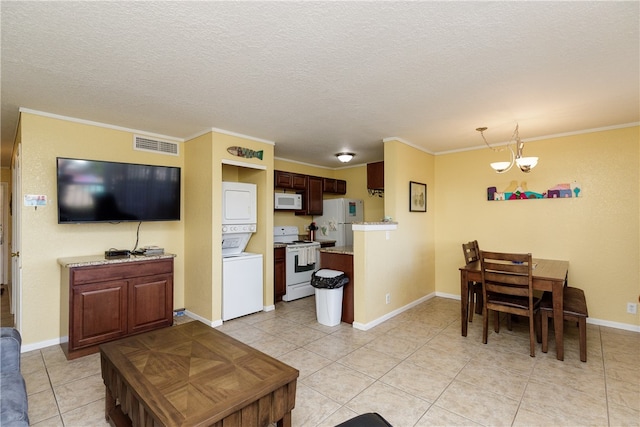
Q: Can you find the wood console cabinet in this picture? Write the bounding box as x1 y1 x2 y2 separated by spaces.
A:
62 256 174 359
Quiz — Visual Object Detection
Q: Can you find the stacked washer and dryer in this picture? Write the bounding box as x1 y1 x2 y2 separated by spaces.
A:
221 182 263 321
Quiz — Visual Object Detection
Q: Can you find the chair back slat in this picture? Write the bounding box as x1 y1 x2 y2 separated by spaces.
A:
485 281 529 297
480 251 533 297
462 240 480 265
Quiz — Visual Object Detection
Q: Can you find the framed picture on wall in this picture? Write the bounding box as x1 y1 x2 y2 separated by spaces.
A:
409 181 427 212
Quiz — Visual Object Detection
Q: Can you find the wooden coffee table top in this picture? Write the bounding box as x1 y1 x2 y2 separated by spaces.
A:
100 321 299 426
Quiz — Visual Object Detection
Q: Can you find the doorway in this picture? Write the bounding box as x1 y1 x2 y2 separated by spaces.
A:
0 182 12 327
11 145 22 330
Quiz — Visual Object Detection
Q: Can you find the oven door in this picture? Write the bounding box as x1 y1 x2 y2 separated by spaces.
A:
285 248 316 285
283 246 319 301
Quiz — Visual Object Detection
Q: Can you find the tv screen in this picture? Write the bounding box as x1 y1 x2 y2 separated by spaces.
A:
57 157 181 223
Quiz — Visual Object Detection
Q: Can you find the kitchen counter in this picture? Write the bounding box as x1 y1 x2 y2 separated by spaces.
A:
274 241 335 249
354 221 398 226
58 253 176 268
319 245 353 255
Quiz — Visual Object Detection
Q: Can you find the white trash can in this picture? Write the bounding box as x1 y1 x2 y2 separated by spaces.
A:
311 269 349 327
315 287 344 327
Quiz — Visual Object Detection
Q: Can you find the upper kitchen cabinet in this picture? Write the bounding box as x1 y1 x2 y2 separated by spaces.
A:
322 178 347 194
296 175 323 216
274 170 307 190
367 161 384 190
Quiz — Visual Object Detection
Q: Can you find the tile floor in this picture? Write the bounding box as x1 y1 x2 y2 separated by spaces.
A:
22 296 639 426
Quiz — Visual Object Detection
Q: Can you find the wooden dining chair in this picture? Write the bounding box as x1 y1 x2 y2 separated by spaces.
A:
462 240 482 322
480 250 539 357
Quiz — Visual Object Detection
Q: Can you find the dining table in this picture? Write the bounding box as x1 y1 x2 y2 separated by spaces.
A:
460 258 569 360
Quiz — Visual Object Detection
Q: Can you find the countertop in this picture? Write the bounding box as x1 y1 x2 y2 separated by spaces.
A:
319 246 353 255
58 253 176 268
354 221 398 225
274 239 336 249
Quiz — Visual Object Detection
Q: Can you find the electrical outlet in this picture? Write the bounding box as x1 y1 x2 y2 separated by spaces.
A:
627 303 637 315
385 293 390 304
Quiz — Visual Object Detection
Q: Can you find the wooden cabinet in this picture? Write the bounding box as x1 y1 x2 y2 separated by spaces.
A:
296 175 323 215
319 252 354 324
129 275 173 335
275 170 306 190
65 257 174 359
71 280 128 349
274 247 286 302
322 178 347 194
276 170 346 212
367 161 384 190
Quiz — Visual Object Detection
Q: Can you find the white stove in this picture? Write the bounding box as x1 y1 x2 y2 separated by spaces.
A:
274 226 321 301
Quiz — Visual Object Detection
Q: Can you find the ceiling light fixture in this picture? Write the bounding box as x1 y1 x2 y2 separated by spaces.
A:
336 152 355 163
476 124 538 173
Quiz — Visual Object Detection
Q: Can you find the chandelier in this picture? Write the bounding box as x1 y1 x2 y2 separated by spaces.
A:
476 124 538 173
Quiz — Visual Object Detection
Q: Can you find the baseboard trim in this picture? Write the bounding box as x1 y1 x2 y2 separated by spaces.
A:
436 293 640 333
353 292 436 331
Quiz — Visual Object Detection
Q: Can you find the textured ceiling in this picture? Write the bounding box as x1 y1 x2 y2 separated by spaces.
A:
1 1 638 168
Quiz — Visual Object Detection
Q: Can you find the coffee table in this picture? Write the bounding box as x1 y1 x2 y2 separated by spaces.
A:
100 321 298 427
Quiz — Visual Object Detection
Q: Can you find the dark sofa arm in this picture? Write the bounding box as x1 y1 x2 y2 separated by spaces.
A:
0 328 22 373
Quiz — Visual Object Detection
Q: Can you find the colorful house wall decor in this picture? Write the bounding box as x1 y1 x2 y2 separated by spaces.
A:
488 181 581 201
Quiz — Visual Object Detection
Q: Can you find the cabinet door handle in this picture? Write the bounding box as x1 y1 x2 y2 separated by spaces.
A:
11 251 19 258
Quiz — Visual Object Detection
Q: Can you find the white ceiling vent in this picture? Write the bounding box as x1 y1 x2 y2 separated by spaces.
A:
133 135 179 156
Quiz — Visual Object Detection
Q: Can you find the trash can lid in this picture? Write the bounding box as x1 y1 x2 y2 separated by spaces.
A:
314 269 345 278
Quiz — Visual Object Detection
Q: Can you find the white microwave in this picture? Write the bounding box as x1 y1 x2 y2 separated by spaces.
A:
274 192 302 210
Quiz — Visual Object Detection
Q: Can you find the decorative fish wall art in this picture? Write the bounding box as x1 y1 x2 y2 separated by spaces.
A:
227 146 263 160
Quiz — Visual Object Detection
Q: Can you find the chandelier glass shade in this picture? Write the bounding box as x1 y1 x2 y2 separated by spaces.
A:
477 125 538 173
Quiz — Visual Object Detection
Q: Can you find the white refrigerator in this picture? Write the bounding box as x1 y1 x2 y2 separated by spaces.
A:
314 198 364 247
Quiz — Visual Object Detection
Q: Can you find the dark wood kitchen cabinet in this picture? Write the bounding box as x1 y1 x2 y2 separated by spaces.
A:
274 170 307 190
63 257 174 359
296 175 323 216
274 247 286 302
367 161 384 190
322 178 347 194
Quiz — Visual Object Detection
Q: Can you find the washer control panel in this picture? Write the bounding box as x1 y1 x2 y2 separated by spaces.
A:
222 224 257 234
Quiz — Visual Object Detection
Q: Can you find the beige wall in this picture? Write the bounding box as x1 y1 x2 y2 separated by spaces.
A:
334 165 385 222
16 112 186 345
184 130 273 323
183 132 214 320
354 140 436 324
434 126 639 327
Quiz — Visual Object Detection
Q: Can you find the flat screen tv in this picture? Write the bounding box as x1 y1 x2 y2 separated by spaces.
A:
56 157 181 223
